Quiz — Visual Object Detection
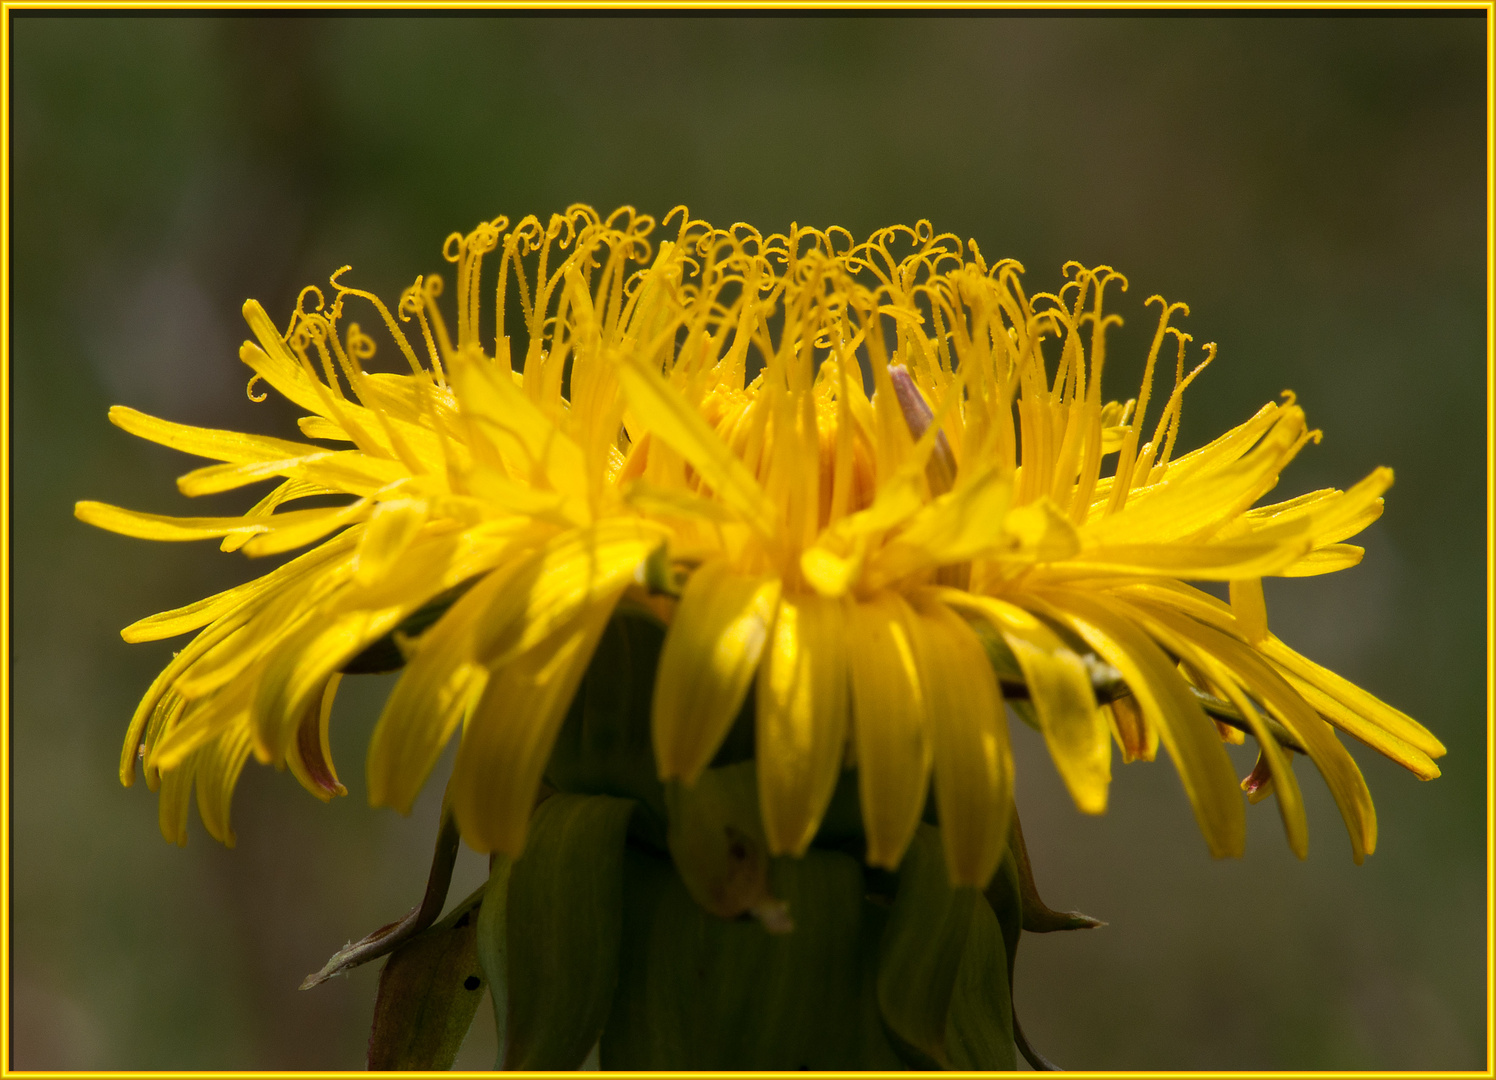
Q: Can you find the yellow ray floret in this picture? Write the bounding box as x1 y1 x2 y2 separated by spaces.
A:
78 206 1441 886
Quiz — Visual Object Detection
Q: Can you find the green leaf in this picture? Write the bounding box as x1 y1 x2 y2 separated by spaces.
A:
875 822 977 1067
484 792 637 1070
366 883 487 1070
603 846 867 1069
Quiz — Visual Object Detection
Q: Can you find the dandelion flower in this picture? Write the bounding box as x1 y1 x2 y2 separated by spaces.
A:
77 206 1444 1069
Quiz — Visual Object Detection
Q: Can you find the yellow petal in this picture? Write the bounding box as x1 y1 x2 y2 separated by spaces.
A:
464 469 577 522
1139 400 1281 490
450 602 615 856
831 471 927 539
177 450 406 498
1002 497 1082 562
907 597 1012 888
298 415 350 441
1276 669 1439 780
617 358 775 534
354 498 429 585
1120 601 1307 858
221 478 336 552
118 577 308 782
1035 590 1245 858
359 371 458 426
846 592 931 869
1093 405 1305 543
652 561 781 783
75 501 274 542
170 622 268 703
1279 544 1364 577
1247 466 1391 547
472 520 664 666
123 584 261 645
157 749 199 847
241 299 332 414
941 591 1108 815
1229 578 1268 644
171 558 356 703
1106 579 1236 634
1054 530 1312 581
447 342 589 501
149 677 255 773
1261 635 1445 758
194 721 256 847
799 541 865 598
1128 601 1375 863
798 474 924 596
240 499 375 557
366 571 513 813
285 675 347 801
872 467 1013 581
76 498 374 552
252 606 409 763
755 591 849 857
109 404 314 465
623 480 740 524
240 315 449 470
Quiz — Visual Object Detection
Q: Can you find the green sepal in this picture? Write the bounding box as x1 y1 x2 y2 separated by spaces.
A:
603 846 868 1069
1009 812 1104 933
665 762 779 922
969 617 1025 688
986 845 1023 976
1006 697 1042 734
306 805 461 989
853 896 918 1070
946 879 1017 1070
366 882 488 1070
985 821 1066 1071
707 680 757 770
545 615 668 835
875 822 980 1068
966 611 1134 734
813 765 866 847
639 542 683 596
476 855 511 1068
477 792 637 1070
967 621 1043 735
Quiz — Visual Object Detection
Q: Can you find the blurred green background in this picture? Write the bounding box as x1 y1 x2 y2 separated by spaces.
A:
11 15 1486 1070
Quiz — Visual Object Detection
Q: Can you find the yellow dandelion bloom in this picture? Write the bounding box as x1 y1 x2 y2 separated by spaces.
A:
77 206 1443 891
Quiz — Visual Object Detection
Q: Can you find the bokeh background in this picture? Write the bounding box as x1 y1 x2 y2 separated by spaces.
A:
11 14 1487 1071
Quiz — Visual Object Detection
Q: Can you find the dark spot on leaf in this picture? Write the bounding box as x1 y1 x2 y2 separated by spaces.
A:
453 911 470 929
464 975 481 991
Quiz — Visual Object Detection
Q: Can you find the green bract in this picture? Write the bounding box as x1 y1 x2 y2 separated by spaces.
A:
350 611 1086 1070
